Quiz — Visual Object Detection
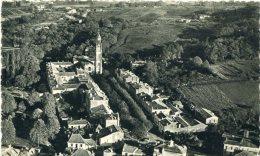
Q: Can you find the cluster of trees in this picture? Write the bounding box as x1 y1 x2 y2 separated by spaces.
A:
1 91 17 145
29 93 60 146
180 5 258 63
93 71 152 139
1 90 61 146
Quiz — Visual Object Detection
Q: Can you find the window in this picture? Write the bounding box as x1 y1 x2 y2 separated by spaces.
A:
89 67 91 71
80 144 82 147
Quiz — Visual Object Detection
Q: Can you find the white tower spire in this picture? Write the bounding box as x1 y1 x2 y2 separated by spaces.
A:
95 31 102 74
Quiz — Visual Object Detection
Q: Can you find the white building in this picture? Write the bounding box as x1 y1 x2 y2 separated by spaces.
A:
194 107 218 125
118 69 140 84
153 140 187 156
68 119 89 129
122 143 146 156
102 113 120 127
224 137 260 155
67 134 96 150
97 125 124 145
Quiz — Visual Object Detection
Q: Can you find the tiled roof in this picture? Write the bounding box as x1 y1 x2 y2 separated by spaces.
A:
90 105 110 115
235 151 257 156
181 115 199 126
175 117 189 127
122 143 144 155
157 112 166 120
72 149 92 156
83 139 96 146
58 72 76 76
68 134 85 144
224 137 259 148
97 125 123 138
160 119 171 126
195 107 212 119
150 101 167 110
50 62 73 65
104 113 119 120
164 146 181 153
68 119 89 125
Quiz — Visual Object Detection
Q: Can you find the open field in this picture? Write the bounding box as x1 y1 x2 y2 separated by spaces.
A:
211 60 259 79
180 80 258 112
100 6 207 54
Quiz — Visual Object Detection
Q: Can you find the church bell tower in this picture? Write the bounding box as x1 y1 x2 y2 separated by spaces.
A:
95 31 102 74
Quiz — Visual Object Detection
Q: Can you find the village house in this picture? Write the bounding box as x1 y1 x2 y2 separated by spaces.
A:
102 113 120 127
2 145 41 156
194 107 218 125
129 82 154 96
67 134 97 150
155 112 207 133
97 125 124 145
144 101 171 115
131 60 147 68
71 149 94 156
103 147 117 156
153 140 187 156
223 132 260 155
122 143 146 156
68 119 89 129
118 69 140 84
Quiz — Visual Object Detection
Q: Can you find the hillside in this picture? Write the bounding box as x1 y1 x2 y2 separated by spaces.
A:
179 80 259 132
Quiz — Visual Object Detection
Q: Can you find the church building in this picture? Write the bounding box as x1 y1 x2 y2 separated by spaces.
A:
73 31 103 74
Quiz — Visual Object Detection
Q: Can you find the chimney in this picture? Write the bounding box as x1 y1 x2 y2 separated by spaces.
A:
244 130 250 138
169 140 174 147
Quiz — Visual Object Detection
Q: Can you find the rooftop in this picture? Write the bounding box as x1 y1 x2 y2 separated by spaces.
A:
175 117 189 127
90 105 111 115
224 137 259 148
195 107 212 119
104 113 119 120
157 112 166 120
160 119 171 126
122 143 144 155
83 139 96 147
72 149 92 156
150 101 168 110
68 134 85 144
68 119 89 125
97 125 123 138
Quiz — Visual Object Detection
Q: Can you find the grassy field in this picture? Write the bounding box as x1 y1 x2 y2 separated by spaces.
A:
180 81 258 112
103 6 205 54
180 80 258 131
211 60 259 79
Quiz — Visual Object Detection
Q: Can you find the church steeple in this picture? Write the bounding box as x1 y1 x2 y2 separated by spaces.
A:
95 31 102 74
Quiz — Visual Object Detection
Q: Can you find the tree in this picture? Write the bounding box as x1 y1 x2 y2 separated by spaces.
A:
32 108 43 119
192 56 203 66
100 18 112 28
2 118 16 145
2 92 16 115
131 122 147 139
18 101 26 112
46 117 60 140
14 75 27 88
144 61 158 85
28 91 41 104
42 93 56 118
29 119 50 146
